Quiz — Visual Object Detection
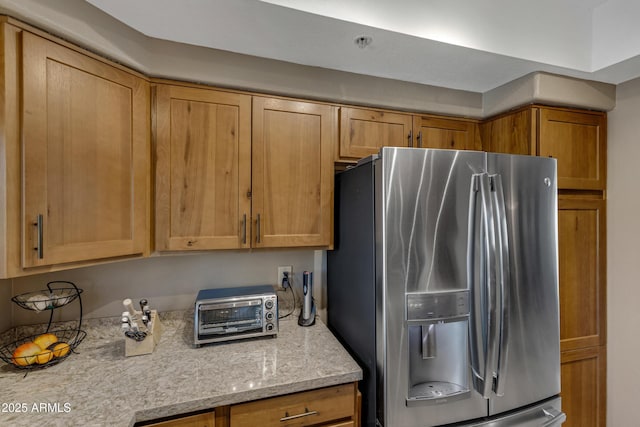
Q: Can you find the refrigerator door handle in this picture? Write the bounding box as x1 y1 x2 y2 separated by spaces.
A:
468 174 485 389
479 173 499 399
491 174 510 397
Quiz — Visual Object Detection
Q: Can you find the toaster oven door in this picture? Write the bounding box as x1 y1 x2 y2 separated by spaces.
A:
198 299 264 339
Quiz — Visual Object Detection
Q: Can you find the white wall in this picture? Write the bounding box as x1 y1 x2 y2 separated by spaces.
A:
0 0 484 118
606 77 640 426
9 250 317 327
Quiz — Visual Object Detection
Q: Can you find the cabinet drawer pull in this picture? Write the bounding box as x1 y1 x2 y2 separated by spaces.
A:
280 408 318 422
34 214 44 259
408 130 413 147
417 130 423 147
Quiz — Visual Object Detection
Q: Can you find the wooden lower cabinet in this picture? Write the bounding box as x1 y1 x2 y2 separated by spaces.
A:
140 383 359 427
561 346 607 427
231 383 358 427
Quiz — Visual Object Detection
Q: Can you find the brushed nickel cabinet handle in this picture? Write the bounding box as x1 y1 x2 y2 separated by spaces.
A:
417 130 423 147
408 129 413 147
280 408 318 422
241 214 247 244
256 214 261 243
34 214 43 259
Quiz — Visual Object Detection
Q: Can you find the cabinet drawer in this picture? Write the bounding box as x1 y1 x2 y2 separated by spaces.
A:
143 411 215 427
230 383 356 427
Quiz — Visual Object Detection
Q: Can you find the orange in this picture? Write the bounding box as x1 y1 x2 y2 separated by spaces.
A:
35 349 53 364
51 342 70 358
12 342 40 366
33 333 58 350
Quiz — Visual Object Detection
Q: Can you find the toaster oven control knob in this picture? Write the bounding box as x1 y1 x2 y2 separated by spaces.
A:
265 299 274 310
266 311 275 321
266 323 274 331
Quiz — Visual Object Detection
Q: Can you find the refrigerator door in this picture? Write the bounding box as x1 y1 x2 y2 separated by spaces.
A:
380 148 489 426
486 153 560 415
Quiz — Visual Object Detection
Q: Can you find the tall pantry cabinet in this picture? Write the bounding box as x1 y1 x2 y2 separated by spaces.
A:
0 18 151 278
481 105 607 427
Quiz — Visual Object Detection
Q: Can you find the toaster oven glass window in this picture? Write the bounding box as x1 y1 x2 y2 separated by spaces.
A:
198 299 263 336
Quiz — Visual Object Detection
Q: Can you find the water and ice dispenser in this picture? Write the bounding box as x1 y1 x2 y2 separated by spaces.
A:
406 290 471 405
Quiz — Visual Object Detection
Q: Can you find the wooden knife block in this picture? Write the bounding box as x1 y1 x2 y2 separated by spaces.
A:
125 310 162 357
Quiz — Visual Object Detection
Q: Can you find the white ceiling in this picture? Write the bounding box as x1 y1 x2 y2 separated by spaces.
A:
85 0 640 92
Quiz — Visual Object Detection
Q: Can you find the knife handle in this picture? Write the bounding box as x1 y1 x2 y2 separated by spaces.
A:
123 299 138 316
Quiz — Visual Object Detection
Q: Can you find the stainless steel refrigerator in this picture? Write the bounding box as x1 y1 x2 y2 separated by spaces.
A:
327 147 566 427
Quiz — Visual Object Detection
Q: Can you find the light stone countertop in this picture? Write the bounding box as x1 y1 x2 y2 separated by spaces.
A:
0 311 362 426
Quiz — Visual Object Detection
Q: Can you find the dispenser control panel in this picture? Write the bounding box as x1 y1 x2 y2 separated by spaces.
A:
406 290 469 321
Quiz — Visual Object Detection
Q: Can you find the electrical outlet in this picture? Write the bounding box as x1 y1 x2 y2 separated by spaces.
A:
277 266 292 288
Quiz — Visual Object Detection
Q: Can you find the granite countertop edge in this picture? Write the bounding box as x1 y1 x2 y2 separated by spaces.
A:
132 373 362 424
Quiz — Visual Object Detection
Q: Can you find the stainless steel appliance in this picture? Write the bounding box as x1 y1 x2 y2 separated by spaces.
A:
194 285 278 346
298 271 316 326
328 147 565 426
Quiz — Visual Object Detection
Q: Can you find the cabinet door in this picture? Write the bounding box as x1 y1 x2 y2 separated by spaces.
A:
155 85 251 250
339 107 412 160
539 108 606 190
21 32 149 267
561 346 607 427
480 108 535 155
558 197 606 351
252 97 336 248
413 115 481 150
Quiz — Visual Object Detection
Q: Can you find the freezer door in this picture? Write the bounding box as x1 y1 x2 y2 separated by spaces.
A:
487 153 560 415
464 397 565 427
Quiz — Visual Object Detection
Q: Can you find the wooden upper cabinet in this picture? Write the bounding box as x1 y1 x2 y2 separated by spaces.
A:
539 108 606 190
480 108 536 155
413 115 481 150
339 107 412 160
21 31 150 268
558 197 606 351
481 106 607 190
252 97 336 248
154 85 251 251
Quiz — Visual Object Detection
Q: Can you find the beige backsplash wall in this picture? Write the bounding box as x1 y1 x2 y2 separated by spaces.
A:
9 250 317 327
0 280 11 332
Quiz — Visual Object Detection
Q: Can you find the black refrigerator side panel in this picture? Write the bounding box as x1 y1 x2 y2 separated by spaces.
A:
327 162 377 427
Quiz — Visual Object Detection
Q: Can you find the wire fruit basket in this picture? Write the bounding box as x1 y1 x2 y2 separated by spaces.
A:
1 281 86 372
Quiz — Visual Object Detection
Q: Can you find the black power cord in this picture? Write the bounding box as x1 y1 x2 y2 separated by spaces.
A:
278 271 297 320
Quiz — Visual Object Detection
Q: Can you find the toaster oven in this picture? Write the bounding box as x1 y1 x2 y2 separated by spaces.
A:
194 285 278 346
